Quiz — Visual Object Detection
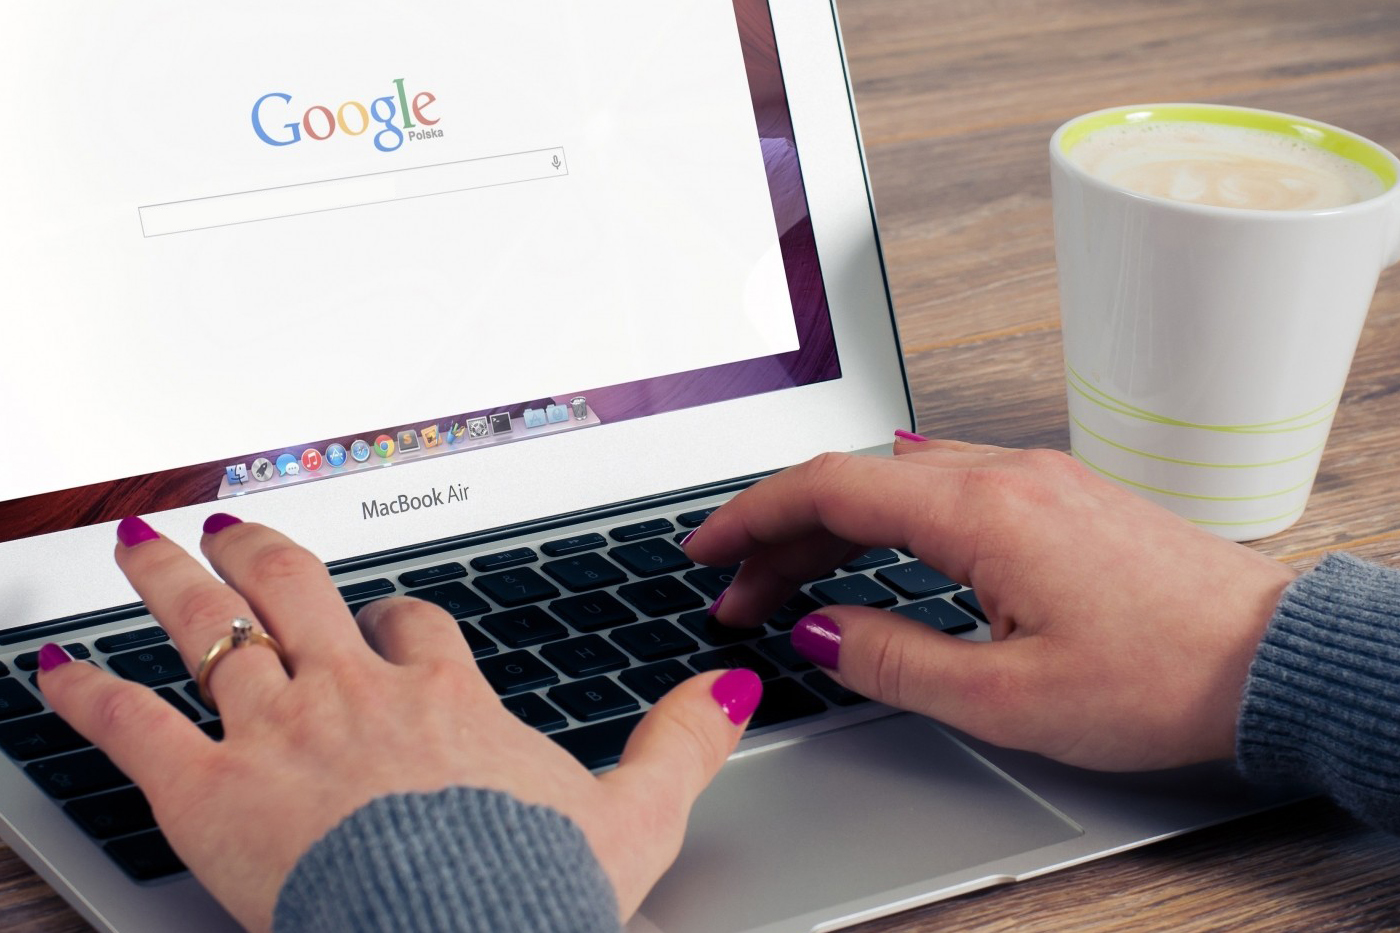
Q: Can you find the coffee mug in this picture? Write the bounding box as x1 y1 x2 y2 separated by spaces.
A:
1050 103 1400 540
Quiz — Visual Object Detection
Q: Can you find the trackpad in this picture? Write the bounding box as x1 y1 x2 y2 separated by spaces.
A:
634 714 1082 933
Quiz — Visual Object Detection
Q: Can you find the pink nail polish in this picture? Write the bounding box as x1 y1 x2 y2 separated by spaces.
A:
707 589 727 619
203 513 242 535
711 668 763 724
116 516 160 548
894 429 929 443
38 643 73 673
680 529 697 548
792 614 841 670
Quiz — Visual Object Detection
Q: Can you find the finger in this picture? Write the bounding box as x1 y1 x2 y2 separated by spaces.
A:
708 537 865 629
688 448 1041 585
356 596 475 667
893 436 1012 457
598 668 758 915
38 646 212 806
790 606 1037 749
114 516 289 721
199 514 366 663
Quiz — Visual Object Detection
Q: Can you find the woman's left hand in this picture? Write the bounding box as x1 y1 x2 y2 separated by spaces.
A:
39 514 759 931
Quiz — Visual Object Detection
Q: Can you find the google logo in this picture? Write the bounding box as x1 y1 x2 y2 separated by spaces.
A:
252 79 438 153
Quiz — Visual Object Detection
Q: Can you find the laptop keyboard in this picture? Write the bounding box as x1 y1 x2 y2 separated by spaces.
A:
0 504 989 883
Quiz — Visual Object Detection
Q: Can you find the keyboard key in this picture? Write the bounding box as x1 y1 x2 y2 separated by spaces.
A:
480 607 568 649
610 620 698 662
15 643 89 671
105 830 186 881
477 651 559 695
894 598 978 635
26 748 129 800
954 590 986 619
0 678 42 721
540 636 629 678
876 562 959 598
541 553 627 592
338 578 396 602
541 533 606 557
548 677 640 722
0 713 90 761
94 626 169 654
757 634 815 673
678 609 763 646
675 507 718 528
619 660 694 703
609 518 675 541
550 713 643 769
549 592 637 633
185 681 215 715
108 645 188 687
689 646 780 681
610 539 692 578
155 686 201 722
407 581 491 619
473 568 560 607
682 565 739 599
500 693 568 732
457 620 498 658
747 678 826 729
810 575 898 609
398 562 467 588
841 548 901 572
803 671 869 706
470 547 538 572
768 592 822 631
65 786 156 840
617 577 704 617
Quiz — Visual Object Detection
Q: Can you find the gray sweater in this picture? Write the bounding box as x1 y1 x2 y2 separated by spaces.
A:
274 552 1400 932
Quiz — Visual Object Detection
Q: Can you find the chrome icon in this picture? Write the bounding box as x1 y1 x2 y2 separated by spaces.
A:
374 434 396 458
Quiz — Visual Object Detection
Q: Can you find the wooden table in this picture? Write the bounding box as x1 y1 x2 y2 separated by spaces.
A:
6 0 1400 929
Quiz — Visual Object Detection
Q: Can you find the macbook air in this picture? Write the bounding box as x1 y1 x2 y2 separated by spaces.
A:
0 2 1293 931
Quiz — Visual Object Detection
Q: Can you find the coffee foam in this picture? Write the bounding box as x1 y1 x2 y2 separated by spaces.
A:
1068 121 1386 210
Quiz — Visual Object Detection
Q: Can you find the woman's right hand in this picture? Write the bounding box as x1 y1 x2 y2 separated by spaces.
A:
685 437 1297 771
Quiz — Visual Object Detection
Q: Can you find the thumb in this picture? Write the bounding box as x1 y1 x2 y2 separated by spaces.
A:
597 668 759 914
792 607 1027 744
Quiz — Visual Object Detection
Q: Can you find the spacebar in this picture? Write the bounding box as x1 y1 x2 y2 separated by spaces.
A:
549 714 644 769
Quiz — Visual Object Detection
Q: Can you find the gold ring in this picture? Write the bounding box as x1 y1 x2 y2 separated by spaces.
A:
195 617 286 712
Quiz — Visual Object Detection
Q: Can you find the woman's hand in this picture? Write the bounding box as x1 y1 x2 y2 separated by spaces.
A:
38 515 759 932
685 436 1296 772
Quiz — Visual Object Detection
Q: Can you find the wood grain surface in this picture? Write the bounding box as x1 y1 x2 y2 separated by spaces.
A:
5 0 1400 929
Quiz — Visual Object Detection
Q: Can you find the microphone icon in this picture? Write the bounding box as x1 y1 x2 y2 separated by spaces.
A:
551 154 562 169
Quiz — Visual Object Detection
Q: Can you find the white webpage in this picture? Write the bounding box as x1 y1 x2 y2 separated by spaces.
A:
0 1 797 502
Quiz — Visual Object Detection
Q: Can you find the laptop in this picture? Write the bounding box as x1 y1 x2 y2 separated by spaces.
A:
0 2 1295 931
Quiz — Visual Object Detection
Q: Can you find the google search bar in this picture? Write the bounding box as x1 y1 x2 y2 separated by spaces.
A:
138 146 569 237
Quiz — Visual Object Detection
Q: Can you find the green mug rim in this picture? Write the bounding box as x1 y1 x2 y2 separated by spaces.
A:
1056 104 1398 191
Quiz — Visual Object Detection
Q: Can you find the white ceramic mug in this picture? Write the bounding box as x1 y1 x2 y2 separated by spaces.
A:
1051 104 1400 540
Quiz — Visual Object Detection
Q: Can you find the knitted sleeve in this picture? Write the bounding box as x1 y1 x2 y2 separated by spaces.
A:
273 787 622 933
1237 552 1400 832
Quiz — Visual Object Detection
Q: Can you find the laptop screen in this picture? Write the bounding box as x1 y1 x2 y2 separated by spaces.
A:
0 0 839 546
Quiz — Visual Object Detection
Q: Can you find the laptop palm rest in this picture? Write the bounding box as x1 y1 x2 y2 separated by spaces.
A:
634 714 1083 933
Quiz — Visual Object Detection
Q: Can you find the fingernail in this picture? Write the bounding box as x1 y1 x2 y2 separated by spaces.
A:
707 589 727 619
116 516 160 548
894 429 929 443
711 668 763 724
203 513 243 535
792 614 841 670
680 529 697 548
38 643 73 673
